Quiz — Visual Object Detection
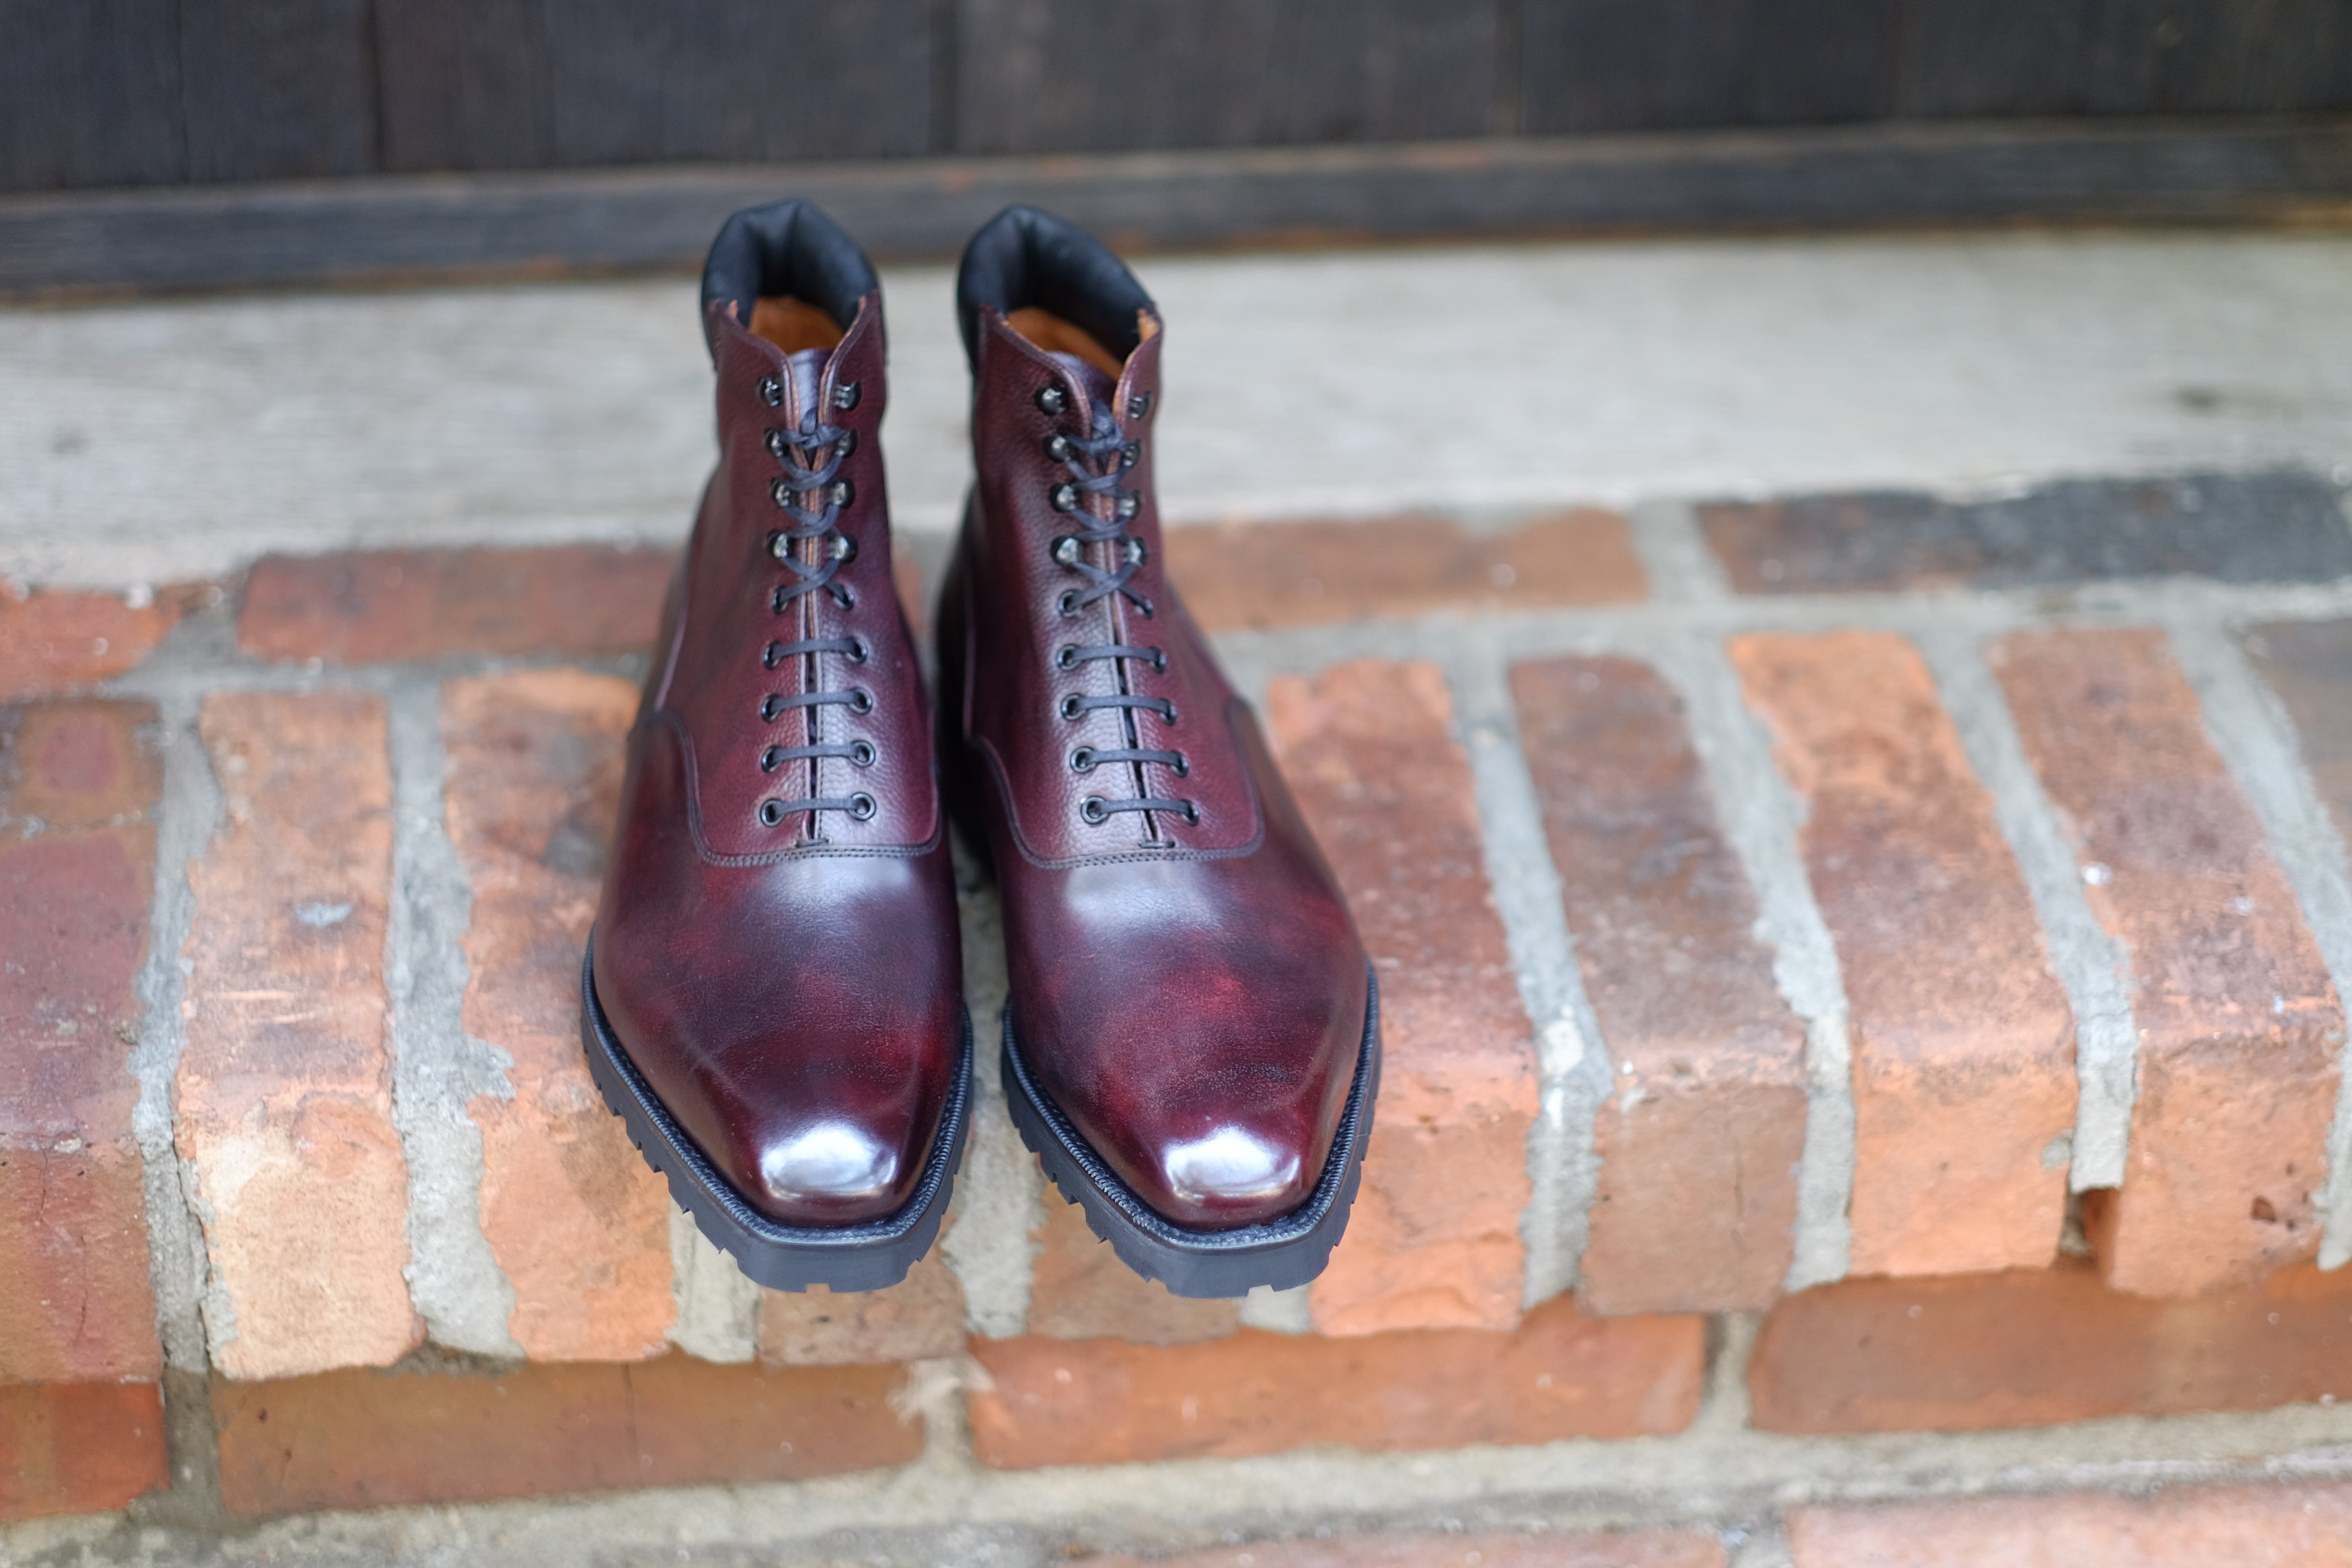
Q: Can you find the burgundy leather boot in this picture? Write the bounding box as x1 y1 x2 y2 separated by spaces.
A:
582 199 968 1291
937 206 1378 1297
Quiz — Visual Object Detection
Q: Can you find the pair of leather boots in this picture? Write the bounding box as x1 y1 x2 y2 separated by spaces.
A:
581 199 1379 1298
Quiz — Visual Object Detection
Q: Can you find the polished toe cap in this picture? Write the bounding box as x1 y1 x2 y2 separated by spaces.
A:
756 1121 904 1214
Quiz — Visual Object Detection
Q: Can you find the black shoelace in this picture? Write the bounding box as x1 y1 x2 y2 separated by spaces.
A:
1043 388 1196 840
756 377 876 833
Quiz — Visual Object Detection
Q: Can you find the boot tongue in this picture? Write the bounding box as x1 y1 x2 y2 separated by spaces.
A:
784 348 829 427
1046 351 1118 421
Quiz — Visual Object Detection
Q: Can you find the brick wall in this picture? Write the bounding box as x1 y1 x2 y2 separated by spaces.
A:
4 469 2352 1538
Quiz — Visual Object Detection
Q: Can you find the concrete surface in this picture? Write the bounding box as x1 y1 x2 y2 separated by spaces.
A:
6 231 2352 588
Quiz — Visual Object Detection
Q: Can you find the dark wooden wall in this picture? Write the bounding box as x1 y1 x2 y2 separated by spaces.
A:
7 0 2352 195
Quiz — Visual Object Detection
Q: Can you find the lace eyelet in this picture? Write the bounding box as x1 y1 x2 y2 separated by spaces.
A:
760 746 784 773
832 381 861 411
1059 694 1083 720
1056 589 1079 617
1036 385 1067 415
848 635 870 664
1162 703 1179 724
765 429 788 458
829 532 857 563
1045 433 1074 462
834 430 857 458
1118 441 1139 470
771 586 791 613
850 740 877 768
767 530 790 562
1069 747 1096 773
1052 536 1081 565
1123 538 1146 565
772 478 796 508
759 377 783 407
1127 392 1151 419
1171 753 1189 777
1151 648 1167 672
762 642 784 671
1055 644 1078 669
1179 801 1200 826
1050 483 1080 513
848 792 878 821
1078 795 1110 825
760 692 784 719
1115 494 1140 521
1134 596 1155 619
759 798 787 826
829 478 855 508
848 687 874 714
832 584 858 609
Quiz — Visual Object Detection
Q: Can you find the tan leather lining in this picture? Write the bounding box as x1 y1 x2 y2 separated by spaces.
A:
1005 306 1122 376
750 296 845 354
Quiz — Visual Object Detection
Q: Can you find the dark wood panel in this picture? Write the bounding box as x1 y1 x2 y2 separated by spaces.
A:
2160 0 2352 114
955 0 1499 155
0 0 186 192
178 0 377 182
542 0 931 166
8 120 2348 299
376 0 552 172
1520 0 1900 134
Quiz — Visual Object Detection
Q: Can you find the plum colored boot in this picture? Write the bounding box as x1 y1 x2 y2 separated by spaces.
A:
582 198 968 1290
936 206 1378 1297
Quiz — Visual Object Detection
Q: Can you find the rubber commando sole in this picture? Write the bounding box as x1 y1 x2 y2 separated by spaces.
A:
1001 967 1381 1299
579 931 970 1292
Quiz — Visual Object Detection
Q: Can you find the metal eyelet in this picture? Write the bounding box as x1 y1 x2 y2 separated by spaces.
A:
762 642 784 671
1078 796 1110 824
767 530 791 562
1118 441 1139 470
1133 596 1155 619
1123 538 1146 565
1127 392 1151 419
848 792 877 821
772 586 792 613
765 428 788 458
1045 433 1074 462
830 532 858 563
848 635 870 664
760 746 784 773
830 478 856 508
759 377 783 407
1150 647 1167 672
848 687 874 714
1162 703 1179 724
850 739 877 768
1056 589 1080 616
1055 644 1078 669
1069 747 1096 773
834 429 857 458
1052 536 1082 565
760 692 784 719
772 478 796 508
1179 801 1200 825
1171 752 1189 777
832 381 860 411
1115 494 1140 521
833 584 858 609
1036 385 1066 415
1050 483 1080 513
1059 694 1084 720
760 798 787 826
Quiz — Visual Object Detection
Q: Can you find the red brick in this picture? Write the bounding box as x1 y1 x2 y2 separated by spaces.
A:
2247 620 2352 879
0 583 201 700
212 1352 919 1517
1788 1481 2352 1566
179 690 420 1379
1026 1187 1240 1345
1168 510 1646 633
965 1295 1702 1469
442 670 673 1360
237 545 673 664
0 702 162 1384
1750 1257 2352 1434
1512 656 1806 1315
759 1248 968 1366
1265 661 1538 1335
1084 1529 1727 1568
1729 631 2075 1278
0 1382 167 1521
1993 628 2342 1296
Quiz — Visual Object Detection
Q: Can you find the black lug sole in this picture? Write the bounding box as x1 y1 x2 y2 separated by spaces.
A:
1002 968 1381 1300
579 932 970 1293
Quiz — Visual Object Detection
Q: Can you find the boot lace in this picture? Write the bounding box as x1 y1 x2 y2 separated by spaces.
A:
756 375 876 834
1042 388 1195 840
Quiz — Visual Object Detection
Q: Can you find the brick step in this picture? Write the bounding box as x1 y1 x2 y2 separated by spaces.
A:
4 470 2352 1526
